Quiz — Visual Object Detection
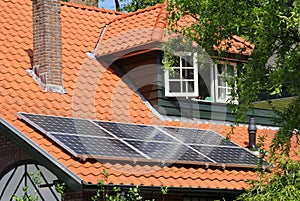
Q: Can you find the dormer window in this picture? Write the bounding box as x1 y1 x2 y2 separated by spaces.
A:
215 64 235 103
164 52 198 97
164 53 236 103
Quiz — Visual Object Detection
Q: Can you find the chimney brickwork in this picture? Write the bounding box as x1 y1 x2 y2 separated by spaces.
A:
32 0 65 93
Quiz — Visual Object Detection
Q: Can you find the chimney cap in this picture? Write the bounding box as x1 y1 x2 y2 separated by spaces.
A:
248 117 257 131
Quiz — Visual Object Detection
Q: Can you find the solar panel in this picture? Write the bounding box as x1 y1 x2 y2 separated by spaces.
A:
95 121 175 142
18 112 262 167
19 113 112 137
191 145 258 165
162 127 236 147
51 134 145 159
125 139 214 163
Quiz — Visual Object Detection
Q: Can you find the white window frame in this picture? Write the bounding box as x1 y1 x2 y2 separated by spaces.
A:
164 52 199 97
214 64 236 103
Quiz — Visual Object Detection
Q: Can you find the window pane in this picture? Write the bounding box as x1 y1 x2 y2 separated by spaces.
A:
182 81 195 92
227 66 234 76
198 63 211 100
218 75 225 86
188 81 195 92
217 64 225 74
182 69 194 79
169 69 180 79
218 88 226 99
173 56 180 67
169 81 181 92
182 55 193 67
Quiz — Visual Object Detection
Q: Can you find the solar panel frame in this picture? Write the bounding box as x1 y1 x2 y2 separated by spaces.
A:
18 112 263 168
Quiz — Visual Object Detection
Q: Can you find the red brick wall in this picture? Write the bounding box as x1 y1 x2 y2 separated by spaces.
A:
0 135 31 174
63 188 184 201
32 0 63 90
64 190 94 201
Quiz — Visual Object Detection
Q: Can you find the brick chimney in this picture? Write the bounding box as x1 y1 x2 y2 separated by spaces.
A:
30 0 65 93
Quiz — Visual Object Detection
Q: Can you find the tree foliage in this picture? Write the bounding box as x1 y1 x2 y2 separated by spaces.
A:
91 169 168 201
237 155 300 201
121 0 164 12
167 0 300 200
167 0 299 154
99 0 164 12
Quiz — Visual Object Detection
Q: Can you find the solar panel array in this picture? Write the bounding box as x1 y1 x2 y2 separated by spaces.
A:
18 112 260 167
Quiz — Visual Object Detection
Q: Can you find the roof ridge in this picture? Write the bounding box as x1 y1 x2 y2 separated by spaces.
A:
60 1 124 15
106 3 167 25
151 4 168 41
232 35 254 48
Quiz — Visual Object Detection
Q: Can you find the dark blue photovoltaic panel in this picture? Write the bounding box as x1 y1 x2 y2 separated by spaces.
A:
20 113 112 137
178 148 212 162
163 127 236 146
125 140 187 160
95 121 175 142
52 134 145 158
191 145 258 165
125 140 212 162
18 113 263 167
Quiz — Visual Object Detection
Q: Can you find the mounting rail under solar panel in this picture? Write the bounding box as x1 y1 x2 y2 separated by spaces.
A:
18 112 261 167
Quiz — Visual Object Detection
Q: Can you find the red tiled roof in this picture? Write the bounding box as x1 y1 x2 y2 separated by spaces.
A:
95 3 253 57
95 4 167 56
0 0 285 192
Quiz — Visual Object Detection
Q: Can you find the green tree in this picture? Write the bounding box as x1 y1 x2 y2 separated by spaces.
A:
122 0 164 12
91 169 168 201
237 156 300 201
166 0 299 200
99 0 164 12
167 0 299 154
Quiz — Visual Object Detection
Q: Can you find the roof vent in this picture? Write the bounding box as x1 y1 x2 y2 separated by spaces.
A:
248 117 257 150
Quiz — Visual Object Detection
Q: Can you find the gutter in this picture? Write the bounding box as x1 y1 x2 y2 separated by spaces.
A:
0 117 83 190
83 183 243 197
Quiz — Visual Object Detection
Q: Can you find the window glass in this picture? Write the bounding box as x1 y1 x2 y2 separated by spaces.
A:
169 81 181 92
182 55 193 67
215 64 235 103
164 53 198 97
198 63 213 101
164 52 235 102
169 68 180 79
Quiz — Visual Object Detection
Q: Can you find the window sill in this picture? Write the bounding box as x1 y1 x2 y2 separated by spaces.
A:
191 98 213 102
